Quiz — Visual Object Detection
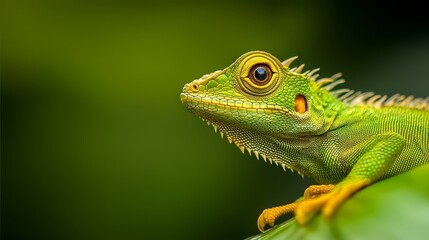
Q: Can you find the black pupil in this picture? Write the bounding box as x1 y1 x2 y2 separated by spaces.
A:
254 67 267 81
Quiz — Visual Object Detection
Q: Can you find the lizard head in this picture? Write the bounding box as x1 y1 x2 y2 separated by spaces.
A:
181 51 339 172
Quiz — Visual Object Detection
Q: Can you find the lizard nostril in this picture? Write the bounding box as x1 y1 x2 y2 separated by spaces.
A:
191 83 199 92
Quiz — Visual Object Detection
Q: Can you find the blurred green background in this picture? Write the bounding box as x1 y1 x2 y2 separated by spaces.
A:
1 0 428 239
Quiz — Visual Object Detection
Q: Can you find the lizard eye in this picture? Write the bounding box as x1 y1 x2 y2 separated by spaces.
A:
237 52 282 96
249 64 272 86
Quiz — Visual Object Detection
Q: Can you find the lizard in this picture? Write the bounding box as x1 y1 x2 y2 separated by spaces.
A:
180 51 429 232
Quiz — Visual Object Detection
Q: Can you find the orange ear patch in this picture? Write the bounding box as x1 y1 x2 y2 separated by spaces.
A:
295 95 307 113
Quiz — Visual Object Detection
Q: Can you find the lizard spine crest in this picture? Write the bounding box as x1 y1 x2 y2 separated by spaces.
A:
285 56 429 110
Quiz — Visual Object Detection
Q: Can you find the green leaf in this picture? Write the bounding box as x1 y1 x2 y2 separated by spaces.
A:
247 165 429 240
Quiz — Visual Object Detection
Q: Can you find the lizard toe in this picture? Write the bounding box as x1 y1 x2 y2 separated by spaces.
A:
257 211 272 232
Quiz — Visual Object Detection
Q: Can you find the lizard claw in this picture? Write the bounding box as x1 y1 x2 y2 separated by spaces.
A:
257 210 274 232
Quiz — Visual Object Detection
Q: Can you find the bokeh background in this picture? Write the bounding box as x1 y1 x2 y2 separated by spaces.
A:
2 0 428 239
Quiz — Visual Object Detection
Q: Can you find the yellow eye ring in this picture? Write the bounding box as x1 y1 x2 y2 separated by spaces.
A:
237 53 282 96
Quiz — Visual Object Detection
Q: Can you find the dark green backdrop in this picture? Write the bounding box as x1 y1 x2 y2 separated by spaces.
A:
2 1 428 239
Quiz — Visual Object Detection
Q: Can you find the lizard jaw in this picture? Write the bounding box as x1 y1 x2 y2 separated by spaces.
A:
200 117 305 178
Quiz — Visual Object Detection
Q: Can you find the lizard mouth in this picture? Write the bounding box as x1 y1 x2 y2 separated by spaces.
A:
180 92 290 114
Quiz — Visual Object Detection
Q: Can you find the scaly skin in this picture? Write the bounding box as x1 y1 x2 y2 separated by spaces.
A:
180 51 429 232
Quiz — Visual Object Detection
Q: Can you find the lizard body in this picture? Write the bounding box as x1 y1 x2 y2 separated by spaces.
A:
180 51 429 231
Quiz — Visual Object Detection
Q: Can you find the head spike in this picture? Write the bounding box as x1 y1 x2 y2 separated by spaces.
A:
350 92 374 105
282 56 298 68
324 79 345 90
384 94 401 106
337 90 355 101
316 78 334 87
411 97 429 109
310 74 320 80
307 68 320 77
399 95 414 106
343 91 362 103
421 97 429 109
373 95 387 108
330 72 343 80
366 95 381 106
294 64 305 73
330 88 350 97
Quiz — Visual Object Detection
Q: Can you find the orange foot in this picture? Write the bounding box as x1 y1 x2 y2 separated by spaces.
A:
295 180 369 225
257 184 334 232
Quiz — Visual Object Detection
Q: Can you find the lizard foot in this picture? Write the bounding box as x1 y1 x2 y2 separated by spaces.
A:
257 184 334 232
295 179 370 225
257 201 300 232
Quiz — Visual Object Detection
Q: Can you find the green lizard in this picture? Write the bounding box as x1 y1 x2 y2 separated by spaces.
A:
180 51 429 232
